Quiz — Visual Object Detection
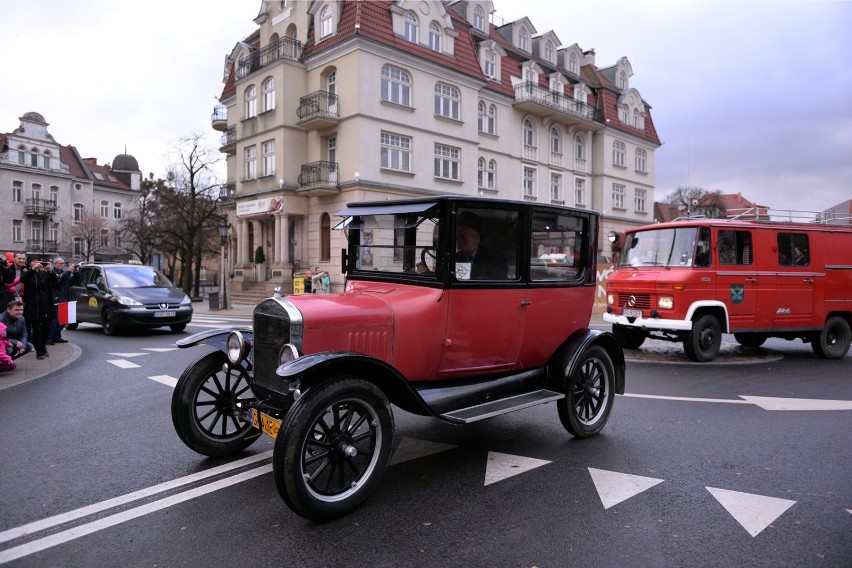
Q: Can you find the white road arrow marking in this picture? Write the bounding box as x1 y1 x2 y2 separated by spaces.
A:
107 359 139 369
107 352 148 358
588 468 664 509
738 396 852 411
484 452 550 486
706 487 796 537
389 437 457 466
148 375 177 388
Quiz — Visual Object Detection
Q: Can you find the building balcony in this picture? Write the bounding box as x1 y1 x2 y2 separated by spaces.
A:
514 82 604 129
297 161 339 196
211 105 228 131
219 182 236 204
24 198 58 216
236 36 302 79
219 126 236 154
297 91 340 130
26 239 58 253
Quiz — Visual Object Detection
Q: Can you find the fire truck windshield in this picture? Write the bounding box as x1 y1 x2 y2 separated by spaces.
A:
620 227 700 268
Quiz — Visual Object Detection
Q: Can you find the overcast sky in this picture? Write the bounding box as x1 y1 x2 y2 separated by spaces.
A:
3 0 850 212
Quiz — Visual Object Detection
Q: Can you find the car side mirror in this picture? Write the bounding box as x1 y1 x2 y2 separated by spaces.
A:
86 283 99 293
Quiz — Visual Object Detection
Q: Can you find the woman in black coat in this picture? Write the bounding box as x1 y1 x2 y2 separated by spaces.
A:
21 254 59 359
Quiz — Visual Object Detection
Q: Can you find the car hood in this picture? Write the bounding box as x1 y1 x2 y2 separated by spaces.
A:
111 286 187 303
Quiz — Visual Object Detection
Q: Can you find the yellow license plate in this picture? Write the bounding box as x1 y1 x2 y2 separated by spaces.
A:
251 408 281 439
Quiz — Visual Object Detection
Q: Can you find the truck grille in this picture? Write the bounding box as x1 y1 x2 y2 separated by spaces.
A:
617 293 651 310
252 299 292 394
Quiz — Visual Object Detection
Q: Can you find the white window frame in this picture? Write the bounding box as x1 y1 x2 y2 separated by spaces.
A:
613 141 626 167
523 166 536 198
244 146 257 180
487 160 496 190
523 119 536 148
73 203 84 223
473 5 485 31
612 183 625 209
380 132 411 172
484 50 496 79
550 172 562 203
434 144 460 181
12 219 22 242
12 180 22 202
404 12 417 43
518 27 529 51
262 77 275 112
262 140 276 177
635 148 647 172
381 65 411 106
545 41 554 63
245 85 257 118
434 82 460 120
101 228 109 248
429 22 441 51
635 188 647 212
113 202 122 219
320 5 333 38
100 199 109 218
31 219 42 242
574 178 586 207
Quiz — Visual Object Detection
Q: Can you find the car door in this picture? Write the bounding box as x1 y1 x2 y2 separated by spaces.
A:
74 266 103 323
715 229 757 330
774 231 814 329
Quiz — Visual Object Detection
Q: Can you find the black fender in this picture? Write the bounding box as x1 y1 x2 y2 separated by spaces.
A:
547 329 626 395
175 327 253 352
276 351 437 417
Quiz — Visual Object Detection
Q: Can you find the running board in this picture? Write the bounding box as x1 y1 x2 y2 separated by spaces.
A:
440 389 564 424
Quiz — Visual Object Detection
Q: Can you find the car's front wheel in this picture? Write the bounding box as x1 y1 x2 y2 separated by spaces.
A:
557 346 615 438
812 316 851 359
171 351 260 457
683 314 721 362
102 308 118 336
273 378 394 522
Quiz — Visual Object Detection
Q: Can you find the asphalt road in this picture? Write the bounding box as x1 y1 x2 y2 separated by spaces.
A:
0 316 850 567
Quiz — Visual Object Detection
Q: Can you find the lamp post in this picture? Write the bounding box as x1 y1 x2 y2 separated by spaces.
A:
217 220 230 310
145 240 154 266
153 232 164 272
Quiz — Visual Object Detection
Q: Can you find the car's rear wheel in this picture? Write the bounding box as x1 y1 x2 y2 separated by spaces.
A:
273 378 394 522
812 316 851 359
171 351 260 457
612 324 646 349
684 314 721 362
557 346 615 438
102 308 118 336
734 332 766 348
170 323 187 332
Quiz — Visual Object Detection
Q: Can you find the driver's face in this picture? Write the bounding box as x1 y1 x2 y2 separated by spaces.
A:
456 225 480 255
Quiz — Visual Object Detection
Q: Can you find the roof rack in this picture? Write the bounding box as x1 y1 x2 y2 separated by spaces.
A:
726 208 852 226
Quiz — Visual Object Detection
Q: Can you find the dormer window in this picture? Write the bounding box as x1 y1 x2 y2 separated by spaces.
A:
485 50 496 79
569 53 578 74
404 12 417 43
429 21 441 52
633 109 640 128
519 28 529 51
473 5 485 31
320 6 333 38
620 71 627 89
545 41 554 63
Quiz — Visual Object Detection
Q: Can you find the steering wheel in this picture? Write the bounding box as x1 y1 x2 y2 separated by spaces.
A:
421 247 437 267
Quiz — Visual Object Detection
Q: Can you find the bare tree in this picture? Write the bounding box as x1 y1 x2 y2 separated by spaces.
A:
665 187 724 218
65 208 109 261
117 173 164 264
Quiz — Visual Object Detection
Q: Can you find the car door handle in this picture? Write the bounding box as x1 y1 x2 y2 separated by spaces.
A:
745 277 757 283
803 278 814 284
520 300 532 306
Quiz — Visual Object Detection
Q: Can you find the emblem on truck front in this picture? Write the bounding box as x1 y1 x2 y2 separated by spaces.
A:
730 284 744 304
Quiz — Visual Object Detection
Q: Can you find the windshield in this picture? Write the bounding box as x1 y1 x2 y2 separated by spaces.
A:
620 227 700 268
345 207 440 276
105 266 175 288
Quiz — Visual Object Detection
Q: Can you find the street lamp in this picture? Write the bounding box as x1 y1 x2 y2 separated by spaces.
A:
217 220 230 310
145 240 154 266
153 232 164 272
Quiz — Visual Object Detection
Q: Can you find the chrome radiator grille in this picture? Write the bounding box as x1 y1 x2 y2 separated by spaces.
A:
252 299 292 393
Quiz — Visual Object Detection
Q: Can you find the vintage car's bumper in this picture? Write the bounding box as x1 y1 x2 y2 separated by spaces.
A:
603 312 692 331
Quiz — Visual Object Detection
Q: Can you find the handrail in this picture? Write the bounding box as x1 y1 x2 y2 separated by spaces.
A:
727 207 852 225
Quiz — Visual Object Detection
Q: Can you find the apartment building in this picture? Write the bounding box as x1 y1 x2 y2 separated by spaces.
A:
0 112 141 262
213 0 661 292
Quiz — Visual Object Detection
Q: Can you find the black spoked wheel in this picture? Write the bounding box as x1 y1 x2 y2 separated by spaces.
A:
812 316 851 359
613 324 646 349
557 346 615 438
734 332 766 348
684 314 722 362
273 378 394 522
171 351 260 457
102 309 118 336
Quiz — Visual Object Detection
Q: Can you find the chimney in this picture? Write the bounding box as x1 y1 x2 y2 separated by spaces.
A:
84 158 97 165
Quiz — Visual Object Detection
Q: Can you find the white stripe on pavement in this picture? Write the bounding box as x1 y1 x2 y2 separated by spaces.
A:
148 375 178 388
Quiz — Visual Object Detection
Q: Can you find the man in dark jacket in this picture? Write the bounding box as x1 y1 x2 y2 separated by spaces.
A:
21 254 59 359
455 211 509 280
0 299 33 359
47 256 77 344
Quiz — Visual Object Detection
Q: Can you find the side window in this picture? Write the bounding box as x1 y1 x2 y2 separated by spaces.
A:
78 267 95 287
695 227 711 268
454 207 518 281
530 210 586 281
718 230 752 266
777 233 809 267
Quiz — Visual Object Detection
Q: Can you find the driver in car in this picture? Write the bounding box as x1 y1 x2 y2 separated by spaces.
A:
454 211 509 280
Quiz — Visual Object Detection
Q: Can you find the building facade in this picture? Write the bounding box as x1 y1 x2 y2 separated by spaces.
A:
214 0 661 293
0 112 142 263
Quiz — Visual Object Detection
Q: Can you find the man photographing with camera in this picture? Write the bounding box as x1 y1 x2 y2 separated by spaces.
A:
21 254 59 359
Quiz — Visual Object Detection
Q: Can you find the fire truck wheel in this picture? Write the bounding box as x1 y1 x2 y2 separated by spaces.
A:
734 333 766 348
613 324 646 349
812 316 851 359
171 351 260 457
557 346 615 438
273 378 394 522
684 314 721 362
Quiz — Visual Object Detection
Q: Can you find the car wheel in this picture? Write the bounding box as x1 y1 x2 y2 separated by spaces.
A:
612 324 646 349
171 351 260 457
273 378 394 522
557 345 615 438
683 314 721 362
102 309 118 336
812 316 851 359
65 323 79 331
170 323 187 332
734 332 766 348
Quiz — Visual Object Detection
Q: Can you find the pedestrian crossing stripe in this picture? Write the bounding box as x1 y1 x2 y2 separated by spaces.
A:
108 359 140 369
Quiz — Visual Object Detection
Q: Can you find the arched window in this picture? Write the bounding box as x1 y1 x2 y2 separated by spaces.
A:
245 85 257 118
575 134 585 161
487 159 496 190
30 148 38 167
635 148 647 172
43 150 51 170
320 6 333 38
545 40 554 62
633 108 640 128
523 119 535 148
473 5 485 31
569 53 578 74
429 21 441 51
381 65 411 106
434 82 460 120
519 28 528 51
613 141 626 167
17 145 25 165
320 212 331 261
550 126 561 155
477 102 486 132
487 105 497 134
262 77 275 112
477 157 486 188
404 12 417 42
620 71 627 89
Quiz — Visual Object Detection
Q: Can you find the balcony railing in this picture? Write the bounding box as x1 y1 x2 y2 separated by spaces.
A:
24 198 58 216
298 161 339 189
514 82 603 125
236 37 302 79
219 126 236 152
219 182 236 203
211 105 228 130
26 239 58 253
297 91 340 129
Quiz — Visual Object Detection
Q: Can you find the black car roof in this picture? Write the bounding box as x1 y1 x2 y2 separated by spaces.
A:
336 195 598 218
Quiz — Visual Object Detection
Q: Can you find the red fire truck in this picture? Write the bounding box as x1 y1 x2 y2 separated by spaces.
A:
603 209 852 362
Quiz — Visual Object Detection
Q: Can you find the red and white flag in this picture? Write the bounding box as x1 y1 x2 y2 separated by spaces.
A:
56 301 77 325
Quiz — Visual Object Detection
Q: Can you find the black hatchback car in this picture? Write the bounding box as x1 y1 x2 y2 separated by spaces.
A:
67 263 193 335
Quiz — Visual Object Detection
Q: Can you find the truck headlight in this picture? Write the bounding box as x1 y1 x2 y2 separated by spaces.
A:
607 293 615 305
658 296 674 310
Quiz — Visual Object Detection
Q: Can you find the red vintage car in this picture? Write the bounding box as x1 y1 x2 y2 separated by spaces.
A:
171 196 625 521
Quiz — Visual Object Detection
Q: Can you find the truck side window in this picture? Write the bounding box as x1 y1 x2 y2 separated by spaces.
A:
695 227 711 267
778 233 809 266
718 230 752 265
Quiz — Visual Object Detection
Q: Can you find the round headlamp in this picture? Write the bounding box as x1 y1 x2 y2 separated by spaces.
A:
226 331 249 365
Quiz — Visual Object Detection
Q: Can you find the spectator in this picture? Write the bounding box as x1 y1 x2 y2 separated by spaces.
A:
47 256 77 345
1 251 24 306
455 211 509 280
303 270 313 294
0 300 32 360
21 254 59 360
0 322 16 373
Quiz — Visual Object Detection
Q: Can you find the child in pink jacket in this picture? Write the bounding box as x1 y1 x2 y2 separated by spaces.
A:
0 321 17 372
